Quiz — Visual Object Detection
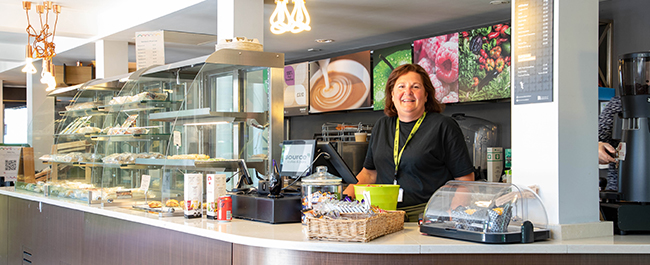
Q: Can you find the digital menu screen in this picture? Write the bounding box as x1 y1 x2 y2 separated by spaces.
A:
513 0 554 104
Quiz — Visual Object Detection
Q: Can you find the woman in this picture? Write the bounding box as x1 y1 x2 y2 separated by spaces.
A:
344 64 474 221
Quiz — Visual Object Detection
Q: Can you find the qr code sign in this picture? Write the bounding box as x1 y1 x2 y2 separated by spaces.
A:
5 160 17 171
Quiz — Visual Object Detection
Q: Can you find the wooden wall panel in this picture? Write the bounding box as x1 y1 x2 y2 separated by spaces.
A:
40 203 84 265
6 197 39 265
233 244 650 265
0 195 7 265
82 213 232 265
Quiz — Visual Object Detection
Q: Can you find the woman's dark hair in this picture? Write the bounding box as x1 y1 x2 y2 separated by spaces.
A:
383 64 444 117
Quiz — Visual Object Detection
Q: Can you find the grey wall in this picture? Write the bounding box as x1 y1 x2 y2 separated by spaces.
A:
599 0 650 90
287 100 511 149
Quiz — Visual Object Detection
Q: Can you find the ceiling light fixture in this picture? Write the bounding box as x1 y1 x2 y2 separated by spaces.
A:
22 1 61 91
315 39 334 43
490 0 510 4
269 0 311 35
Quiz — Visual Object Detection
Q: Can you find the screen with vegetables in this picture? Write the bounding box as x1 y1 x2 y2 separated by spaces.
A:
458 22 511 102
414 33 460 104
372 43 413 110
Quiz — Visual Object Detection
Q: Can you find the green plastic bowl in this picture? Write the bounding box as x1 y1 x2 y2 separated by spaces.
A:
354 184 400 210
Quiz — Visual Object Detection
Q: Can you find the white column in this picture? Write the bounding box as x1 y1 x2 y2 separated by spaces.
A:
95 40 129 78
217 0 264 46
511 0 610 240
26 61 54 171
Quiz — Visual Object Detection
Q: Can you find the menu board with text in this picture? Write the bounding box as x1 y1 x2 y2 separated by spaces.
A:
513 0 554 104
136 30 165 70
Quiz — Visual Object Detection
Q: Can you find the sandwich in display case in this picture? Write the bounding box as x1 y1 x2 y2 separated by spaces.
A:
420 181 550 243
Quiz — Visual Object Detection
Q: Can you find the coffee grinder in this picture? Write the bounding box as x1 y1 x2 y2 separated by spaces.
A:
600 52 650 234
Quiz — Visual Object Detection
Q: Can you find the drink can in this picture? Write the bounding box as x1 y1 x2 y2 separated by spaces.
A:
217 195 232 222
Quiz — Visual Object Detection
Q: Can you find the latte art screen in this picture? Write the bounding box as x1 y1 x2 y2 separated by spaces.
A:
311 72 366 111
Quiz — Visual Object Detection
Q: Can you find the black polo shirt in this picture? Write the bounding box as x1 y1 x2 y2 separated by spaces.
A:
363 113 474 207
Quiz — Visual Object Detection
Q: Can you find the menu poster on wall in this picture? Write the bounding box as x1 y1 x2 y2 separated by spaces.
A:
513 0 554 104
458 23 512 102
284 62 309 116
414 33 460 104
372 44 412 110
309 51 372 113
0 147 22 181
136 30 165 70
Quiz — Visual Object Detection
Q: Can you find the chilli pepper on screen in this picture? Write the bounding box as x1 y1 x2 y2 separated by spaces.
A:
500 25 510 37
488 32 500 39
493 24 503 33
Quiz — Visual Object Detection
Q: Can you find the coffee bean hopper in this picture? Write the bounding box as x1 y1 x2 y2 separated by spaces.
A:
420 181 550 243
600 52 650 234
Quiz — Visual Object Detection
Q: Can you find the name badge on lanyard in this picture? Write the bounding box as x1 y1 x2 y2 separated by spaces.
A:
393 112 426 203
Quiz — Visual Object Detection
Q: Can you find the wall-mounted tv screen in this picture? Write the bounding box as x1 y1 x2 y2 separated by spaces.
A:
457 22 511 102
414 33 460 104
309 51 372 113
372 43 413 110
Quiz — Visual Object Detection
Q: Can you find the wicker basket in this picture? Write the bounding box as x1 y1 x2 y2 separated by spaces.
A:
306 211 405 243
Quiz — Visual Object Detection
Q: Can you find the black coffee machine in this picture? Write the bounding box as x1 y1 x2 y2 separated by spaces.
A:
601 52 650 234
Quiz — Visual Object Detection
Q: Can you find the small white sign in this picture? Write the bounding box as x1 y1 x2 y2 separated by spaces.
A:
173 131 181 147
140 175 151 192
0 147 22 182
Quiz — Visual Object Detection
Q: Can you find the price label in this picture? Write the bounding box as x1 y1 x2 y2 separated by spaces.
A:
140 175 151 192
173 131 181 147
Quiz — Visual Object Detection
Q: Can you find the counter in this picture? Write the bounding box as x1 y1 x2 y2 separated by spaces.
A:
1 188 649 265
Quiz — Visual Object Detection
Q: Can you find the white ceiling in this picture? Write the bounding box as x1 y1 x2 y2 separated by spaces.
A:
0 0 512 86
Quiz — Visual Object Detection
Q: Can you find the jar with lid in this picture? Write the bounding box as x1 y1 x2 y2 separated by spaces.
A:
301 166 342 224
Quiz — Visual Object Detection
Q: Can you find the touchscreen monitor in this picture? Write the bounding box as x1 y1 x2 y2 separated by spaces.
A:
280 140 316 177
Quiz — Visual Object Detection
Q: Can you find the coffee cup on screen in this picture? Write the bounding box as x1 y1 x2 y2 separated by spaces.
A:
354 132 367 142
309 59 370 112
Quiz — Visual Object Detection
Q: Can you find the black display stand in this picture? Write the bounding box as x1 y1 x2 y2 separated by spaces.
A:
600 203 650 234
231 193 301 224
419 224 550 244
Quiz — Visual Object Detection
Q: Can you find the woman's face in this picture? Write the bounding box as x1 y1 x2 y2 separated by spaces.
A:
391 71 427 121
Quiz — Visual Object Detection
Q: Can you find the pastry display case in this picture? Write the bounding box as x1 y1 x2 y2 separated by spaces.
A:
419 181 550 243
30 49 284 215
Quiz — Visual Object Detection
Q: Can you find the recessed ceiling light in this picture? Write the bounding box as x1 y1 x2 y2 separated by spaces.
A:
315 39 335 43
307 48 322 52
490 0 510 4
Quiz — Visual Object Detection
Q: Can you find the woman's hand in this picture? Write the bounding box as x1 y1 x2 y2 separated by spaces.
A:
343 168 377 199
598 142 617 164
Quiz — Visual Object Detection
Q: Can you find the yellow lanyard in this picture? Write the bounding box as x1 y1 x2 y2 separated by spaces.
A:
393 112 426 179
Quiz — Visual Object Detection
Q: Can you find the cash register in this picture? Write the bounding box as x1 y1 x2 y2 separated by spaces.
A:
231 140 357 224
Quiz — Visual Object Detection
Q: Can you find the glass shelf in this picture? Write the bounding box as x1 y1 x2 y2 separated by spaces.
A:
148 108 267 125
52 133 98 139
98 100 177 113
58 107 107 118
90 134 171 142
134 158 265 172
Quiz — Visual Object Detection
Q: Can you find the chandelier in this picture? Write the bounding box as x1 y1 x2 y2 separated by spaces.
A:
21 1 61 92
269 0 311 35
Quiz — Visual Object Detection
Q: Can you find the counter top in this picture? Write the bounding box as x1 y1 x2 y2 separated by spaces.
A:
3 188 650 254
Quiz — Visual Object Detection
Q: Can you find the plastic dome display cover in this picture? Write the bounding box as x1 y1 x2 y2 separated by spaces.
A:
420 181 550 243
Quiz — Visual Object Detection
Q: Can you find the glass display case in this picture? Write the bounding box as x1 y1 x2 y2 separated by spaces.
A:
32 49 284 214
420 181 550 243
